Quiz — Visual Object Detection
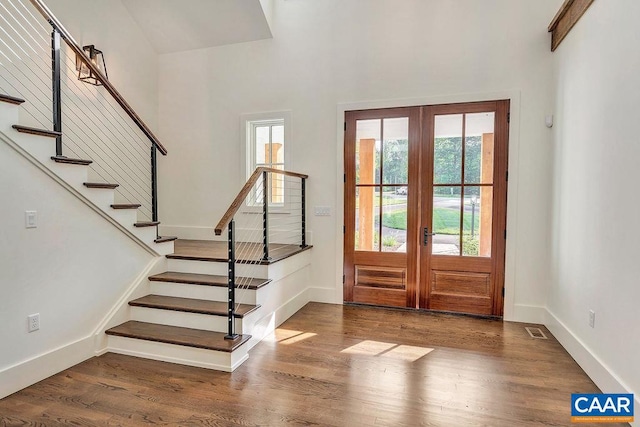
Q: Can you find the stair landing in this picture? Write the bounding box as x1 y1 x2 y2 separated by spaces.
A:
167 239 311 263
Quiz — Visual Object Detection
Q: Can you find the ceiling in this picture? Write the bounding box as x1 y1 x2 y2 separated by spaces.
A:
121 0 272 54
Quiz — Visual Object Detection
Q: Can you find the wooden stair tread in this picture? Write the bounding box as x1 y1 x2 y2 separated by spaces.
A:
111 204 141 209
0 94 25 105
84 182 119 189
13 125 61 138
51 156 92 166
149 271 270 290
105 321 250 352
166 240 312 264
129 295 259 317
155 236 178 243
134 221 160 227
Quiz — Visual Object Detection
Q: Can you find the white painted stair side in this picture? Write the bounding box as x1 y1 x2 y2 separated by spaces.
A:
129 305 258 335
106 335 249 372
0 112 174 256
167 258 268 279
149 281 257 305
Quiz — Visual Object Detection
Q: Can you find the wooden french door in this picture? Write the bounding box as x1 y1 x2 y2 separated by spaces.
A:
343 107 421 308
344 100 509 316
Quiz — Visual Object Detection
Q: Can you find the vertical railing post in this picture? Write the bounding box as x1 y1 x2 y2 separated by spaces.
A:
262 170 270 261
301 177 306 248
51 29 62 155
225 219 238 340
151 145 158 223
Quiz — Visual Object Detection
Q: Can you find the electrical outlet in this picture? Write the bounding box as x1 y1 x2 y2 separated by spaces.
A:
588 310 595 328
28 313 40 332
25 211 37 228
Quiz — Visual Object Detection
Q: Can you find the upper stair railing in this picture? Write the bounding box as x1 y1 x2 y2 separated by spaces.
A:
215 167 308 340
0 0 167 221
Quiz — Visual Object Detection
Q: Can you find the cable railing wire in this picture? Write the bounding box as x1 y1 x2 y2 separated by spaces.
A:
215 170 308 338
0 0 166 223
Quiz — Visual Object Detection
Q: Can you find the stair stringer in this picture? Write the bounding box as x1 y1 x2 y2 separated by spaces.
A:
93 256 167 355
0 128 173 256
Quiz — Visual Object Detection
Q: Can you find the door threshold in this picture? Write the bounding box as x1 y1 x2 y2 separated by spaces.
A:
344 302 502 321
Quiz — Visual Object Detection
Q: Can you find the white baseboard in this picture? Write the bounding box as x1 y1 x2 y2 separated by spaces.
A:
545 308 639 426
308 287 338 304
507 304 547 324
0 336 94 399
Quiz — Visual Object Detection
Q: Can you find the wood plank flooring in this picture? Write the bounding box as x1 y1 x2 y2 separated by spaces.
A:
0 303 620 426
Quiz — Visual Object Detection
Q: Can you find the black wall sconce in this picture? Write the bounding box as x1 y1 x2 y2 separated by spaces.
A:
75 45 107 86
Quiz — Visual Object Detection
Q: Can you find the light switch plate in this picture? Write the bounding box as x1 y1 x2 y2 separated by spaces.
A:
314 206 331 216
25 211 37 228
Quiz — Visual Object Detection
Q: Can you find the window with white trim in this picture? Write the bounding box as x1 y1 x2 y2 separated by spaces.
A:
243 112 291 206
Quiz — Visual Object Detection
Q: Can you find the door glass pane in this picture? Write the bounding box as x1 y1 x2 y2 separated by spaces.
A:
382 117 409 185
381 186 406 253
462 186 492 257
355 187 380 251
356 119 381 185
434 114 463 184
465 112 495 184
432 186 461 255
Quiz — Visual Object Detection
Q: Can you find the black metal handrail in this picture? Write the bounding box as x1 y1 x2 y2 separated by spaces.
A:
217 168 308 340
25 0 167 221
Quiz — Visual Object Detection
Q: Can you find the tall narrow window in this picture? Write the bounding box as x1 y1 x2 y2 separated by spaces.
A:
243 112 291 206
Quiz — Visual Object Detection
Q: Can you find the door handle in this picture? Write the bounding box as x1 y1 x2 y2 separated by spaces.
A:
423 227 436 245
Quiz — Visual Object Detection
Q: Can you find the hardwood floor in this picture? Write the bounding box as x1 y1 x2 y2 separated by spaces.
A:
0 303 621 426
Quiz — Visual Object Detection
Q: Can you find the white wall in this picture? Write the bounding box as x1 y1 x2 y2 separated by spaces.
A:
158 0 559 319
549 0 640 406
45 0 159 128
0 134 153 398
0 0 161 398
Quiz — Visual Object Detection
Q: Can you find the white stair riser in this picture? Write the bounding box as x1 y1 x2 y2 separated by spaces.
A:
125 225 157 244
0 103 19 131
167 258 268 278
153 240 175 256
129 306 251 334
9 131 58 167
108 208 138 227
149 281 257 305
78 187 115 208
107 335 248 372
47 162 89 187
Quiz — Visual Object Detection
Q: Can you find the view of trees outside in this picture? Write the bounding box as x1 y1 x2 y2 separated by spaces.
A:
357 136 485 255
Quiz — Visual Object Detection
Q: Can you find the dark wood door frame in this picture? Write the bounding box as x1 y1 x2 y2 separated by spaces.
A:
344 107 421 308
419 100 509 316
344 100 509 316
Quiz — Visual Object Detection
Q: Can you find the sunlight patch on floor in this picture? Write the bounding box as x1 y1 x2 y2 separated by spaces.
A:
341 340 433 362
264 328 317 344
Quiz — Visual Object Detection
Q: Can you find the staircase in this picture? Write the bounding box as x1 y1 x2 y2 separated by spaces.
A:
0 94 175 254
2 93 311 372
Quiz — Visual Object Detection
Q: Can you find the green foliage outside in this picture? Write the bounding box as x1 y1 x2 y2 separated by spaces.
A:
433 136 482 196
462 235 479 256
382 208 479 235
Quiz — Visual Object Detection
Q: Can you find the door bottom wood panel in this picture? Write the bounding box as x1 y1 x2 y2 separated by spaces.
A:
428 270 493 315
